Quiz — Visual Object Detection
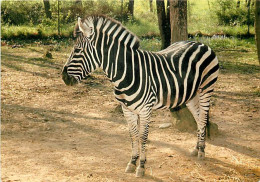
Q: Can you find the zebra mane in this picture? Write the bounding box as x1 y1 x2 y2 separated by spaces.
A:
74 15 140 49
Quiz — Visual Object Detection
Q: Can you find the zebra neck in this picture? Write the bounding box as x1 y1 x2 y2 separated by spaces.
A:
96 35 138 82
100 42 137 86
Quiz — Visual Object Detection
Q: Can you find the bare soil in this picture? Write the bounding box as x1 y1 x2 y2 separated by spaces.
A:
1 45 260 182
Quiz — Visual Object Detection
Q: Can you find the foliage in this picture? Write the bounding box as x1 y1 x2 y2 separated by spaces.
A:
1 0 132 40
1 1 44 25
0 0 256 42
213 0 255 26
1 0 130 26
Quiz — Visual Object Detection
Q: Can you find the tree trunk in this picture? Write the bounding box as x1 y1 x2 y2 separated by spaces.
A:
57 0 60 36
207 0 211 9
170 106 218 137
128 0 134 16
237 0 241 8
169 0 190 132
156 0 171 49
149 0 153 12
169 0 218 136
247 0 251 37
255 0 260 63
170 106 197 132
169 0 188 43
43 0 52 19
121 0 124 21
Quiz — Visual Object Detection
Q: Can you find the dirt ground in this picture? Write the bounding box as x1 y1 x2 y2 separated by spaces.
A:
1 44 260 182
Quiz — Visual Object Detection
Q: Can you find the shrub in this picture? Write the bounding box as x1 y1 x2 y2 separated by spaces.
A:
1 1 43 25
213 0 255 26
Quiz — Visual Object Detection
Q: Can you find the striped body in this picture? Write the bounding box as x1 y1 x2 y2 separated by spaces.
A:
62 15 219 177
111 41 218 113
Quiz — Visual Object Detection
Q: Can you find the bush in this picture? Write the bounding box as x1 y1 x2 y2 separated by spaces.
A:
1 0 133 40
1 1 43 25
1 0 130 26
213 0 255 26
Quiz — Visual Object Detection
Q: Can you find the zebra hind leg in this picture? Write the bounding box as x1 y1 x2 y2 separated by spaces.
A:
196 91 212 160
186 93 200 157
187 91 211 160
122 106 139 173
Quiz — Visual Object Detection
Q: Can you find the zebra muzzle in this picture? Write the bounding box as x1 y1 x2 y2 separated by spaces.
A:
62 66 78 86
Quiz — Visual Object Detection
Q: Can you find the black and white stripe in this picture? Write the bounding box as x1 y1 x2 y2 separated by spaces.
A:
62 15 219 177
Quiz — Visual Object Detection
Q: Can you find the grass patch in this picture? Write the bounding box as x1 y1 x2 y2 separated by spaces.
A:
140 38 161 52
216 48 259 75
191 37 256 51
1 26 39 39
124 18 160 39
1 23 75 40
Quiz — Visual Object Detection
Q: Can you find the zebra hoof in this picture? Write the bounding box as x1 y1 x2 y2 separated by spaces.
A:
198 151 205 160
136 166 145 177
190 148 199 156
125 163 136 173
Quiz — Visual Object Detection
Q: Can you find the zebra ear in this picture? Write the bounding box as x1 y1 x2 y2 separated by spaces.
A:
77 17 91 37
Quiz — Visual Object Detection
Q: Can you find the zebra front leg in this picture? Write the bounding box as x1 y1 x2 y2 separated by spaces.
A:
187 90 211 159
190 122 207 159
136 111 151 177
122 106 139 173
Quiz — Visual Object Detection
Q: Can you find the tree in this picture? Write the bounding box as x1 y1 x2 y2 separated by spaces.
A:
168 0 193 133
255 0 260 63
149 0 153 12
128 0 134 16
169 0 188 43
156 0 171 49
155 0 218 135
121 0 124 20
57 0 60 36
237 0 241 8
43 0 52 19
246 0 251 37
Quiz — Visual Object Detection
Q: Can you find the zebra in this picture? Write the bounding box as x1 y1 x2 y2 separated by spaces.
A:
62 15 219 177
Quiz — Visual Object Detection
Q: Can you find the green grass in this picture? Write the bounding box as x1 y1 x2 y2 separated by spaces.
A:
1 25 39 39
139 36 256 54
1 23 75 40
123 17 160 38
191 37 256 50
140 38 161 52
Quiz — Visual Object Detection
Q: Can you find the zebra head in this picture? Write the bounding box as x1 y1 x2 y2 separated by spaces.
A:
62 17 99 86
